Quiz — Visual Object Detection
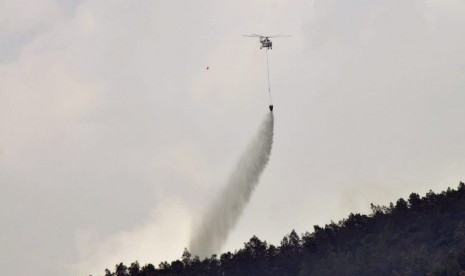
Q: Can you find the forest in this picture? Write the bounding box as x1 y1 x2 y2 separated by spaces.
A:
103 183 465 275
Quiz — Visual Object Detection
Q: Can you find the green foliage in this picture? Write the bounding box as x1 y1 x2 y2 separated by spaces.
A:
105 182 465 276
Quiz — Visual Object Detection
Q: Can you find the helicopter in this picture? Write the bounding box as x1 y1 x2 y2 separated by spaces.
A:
243 34 290 50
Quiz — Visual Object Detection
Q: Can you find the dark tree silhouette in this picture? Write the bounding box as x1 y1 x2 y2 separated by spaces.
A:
104 182 465 276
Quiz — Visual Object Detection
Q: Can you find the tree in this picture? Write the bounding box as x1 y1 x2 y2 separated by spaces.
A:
115 263 128 276
128 262 140 276
140 264 156 276
408 193 422 209
395 198 408 211
244 236 267 258
181 248 192 267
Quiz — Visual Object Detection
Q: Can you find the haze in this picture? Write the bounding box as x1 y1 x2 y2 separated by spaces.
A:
1 1 464 275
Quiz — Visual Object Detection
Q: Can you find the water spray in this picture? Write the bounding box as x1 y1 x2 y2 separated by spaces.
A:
189 113 274 257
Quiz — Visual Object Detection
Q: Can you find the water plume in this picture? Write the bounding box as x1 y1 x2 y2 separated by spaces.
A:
190 112 274 257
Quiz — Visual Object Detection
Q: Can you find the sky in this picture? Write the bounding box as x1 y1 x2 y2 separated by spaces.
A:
1 0 465 275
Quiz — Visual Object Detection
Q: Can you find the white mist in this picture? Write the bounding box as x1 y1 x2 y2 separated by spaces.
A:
189 112 274 257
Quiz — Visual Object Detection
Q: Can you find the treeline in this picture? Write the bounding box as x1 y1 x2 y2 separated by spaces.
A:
103 183 465 276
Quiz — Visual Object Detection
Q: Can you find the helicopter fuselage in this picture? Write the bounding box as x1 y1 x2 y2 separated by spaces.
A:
260 38 272 49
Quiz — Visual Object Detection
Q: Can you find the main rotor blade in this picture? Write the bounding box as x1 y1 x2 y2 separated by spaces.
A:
267 34 291 38
242 33 290 38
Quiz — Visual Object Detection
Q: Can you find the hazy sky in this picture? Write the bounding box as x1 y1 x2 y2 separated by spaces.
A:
1 1 465 275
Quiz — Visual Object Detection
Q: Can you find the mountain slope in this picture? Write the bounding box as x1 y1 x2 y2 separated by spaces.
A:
104 182 465 276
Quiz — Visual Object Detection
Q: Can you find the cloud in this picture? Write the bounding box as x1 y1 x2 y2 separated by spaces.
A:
0 0 62 35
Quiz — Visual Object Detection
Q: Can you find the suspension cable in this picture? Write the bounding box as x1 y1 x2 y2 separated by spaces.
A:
265 49 273 105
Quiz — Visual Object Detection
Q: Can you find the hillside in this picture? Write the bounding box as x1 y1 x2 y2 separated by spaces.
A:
103 182 465 276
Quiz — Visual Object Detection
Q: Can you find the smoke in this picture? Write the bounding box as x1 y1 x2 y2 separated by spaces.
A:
189 112 274 257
